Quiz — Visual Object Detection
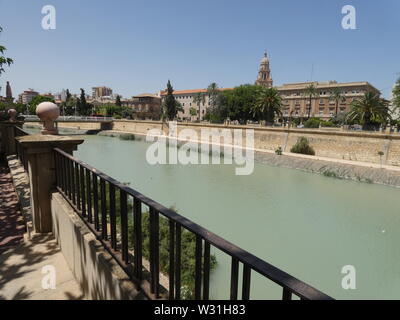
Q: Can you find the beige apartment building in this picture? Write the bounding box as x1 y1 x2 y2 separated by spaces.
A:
160 88 232 121
276 81 380 120
18 89 39 104
92 86 113 99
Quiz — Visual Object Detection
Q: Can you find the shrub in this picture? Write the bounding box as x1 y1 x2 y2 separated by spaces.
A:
304 118 321 128
275 147 283 155
321 121 335 127
119 133 135 141
290 137 315 155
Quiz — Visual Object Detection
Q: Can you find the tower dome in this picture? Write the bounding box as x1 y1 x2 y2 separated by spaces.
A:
255 52 273 88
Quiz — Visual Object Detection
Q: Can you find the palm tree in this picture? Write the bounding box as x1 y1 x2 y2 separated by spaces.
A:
329 87 346 116
207 82 220 110
303 83 319 119
346 92 390 130
251 87 282 124
193 92 206 122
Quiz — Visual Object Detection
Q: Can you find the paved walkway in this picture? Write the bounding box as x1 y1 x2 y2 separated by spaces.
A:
0 160 85 300
0 165 25 254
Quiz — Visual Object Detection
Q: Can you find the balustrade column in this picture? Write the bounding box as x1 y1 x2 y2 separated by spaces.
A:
16 135 84 233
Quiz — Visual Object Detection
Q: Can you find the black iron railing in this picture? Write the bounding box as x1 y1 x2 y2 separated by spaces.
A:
54 147 333 300
14 126 30 172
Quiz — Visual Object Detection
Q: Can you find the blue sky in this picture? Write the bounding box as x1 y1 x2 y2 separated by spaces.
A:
0 0 399 98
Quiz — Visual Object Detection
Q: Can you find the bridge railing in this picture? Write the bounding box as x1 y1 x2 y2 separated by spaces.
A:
53 146 333 301
23 115 113 122
14 126 30 172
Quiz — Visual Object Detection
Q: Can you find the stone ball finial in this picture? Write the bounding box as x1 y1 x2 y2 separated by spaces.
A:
7 109 17 122
36 102 60 135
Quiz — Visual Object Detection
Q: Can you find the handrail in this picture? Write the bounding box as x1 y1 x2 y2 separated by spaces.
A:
23 115 113 122
54 146 333 300
14 125 30 172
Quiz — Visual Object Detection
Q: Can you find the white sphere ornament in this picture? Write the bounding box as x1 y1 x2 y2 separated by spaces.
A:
7 108 17 122
36 102 60 135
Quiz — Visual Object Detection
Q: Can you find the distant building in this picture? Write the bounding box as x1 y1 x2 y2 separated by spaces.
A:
276 81 380 120
18 89 39 104
5 81 13 102
92 86 113 99
122 93 162 120
42 93 55 100
159 88 232 121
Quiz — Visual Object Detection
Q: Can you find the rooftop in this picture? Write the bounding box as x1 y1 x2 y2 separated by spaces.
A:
160 88 233 96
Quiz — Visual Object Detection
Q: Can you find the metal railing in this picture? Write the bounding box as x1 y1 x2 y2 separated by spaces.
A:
14 126 30 172
23 115 113 122
54 147 333 300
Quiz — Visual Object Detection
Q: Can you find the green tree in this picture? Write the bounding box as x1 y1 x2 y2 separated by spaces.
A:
162 80 182 120
221 84 261 122
329 87 346 117
251 87 282 124
346 92 390 130
28 95 55 114
392 77 400 115
60 89 74 116
189 107 197 117
193 92 205 121
303 83 319 119
116 95 122 107
77 88 90 116
0 27 13 76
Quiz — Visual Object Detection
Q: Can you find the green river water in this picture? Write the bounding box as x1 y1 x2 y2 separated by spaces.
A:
72 134 400 300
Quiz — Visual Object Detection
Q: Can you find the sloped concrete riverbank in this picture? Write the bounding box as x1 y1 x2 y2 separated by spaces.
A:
98 130 400 188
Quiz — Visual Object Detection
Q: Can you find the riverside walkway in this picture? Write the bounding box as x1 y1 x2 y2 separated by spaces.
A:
0 158 84 300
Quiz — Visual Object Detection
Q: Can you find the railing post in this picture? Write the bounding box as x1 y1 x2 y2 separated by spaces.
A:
15 102 84 234
0 120 24 156
16 135 84 233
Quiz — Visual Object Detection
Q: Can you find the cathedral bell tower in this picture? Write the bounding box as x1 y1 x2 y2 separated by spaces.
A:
255 52 273 88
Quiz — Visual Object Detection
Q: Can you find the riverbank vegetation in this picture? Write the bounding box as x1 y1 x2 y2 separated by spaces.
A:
290 137 316 156
93 182 217 299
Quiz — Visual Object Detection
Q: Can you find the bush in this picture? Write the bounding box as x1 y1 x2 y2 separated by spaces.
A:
275 147 283 155
321 121 335 127
304 118 321 128
290 137 315 155
119 133 135 141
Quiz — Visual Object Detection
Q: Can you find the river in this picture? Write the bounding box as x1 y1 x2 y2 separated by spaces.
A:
73 133 400 299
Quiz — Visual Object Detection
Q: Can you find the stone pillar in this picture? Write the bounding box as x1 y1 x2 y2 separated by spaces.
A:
0 121 24 156
16 134 84 233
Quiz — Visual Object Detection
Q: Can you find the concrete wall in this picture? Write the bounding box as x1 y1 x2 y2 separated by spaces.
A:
51 192 144 300
110 120 400 166
27 121 109 130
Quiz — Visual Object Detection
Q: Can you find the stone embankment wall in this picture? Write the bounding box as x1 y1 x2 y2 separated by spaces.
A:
26 121 109 131
110 120 400 167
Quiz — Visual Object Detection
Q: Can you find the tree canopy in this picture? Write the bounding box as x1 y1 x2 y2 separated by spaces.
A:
392 77 400 114
0 27 13 76
162 80 182 120
28 95 55 114
346 92 390 130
